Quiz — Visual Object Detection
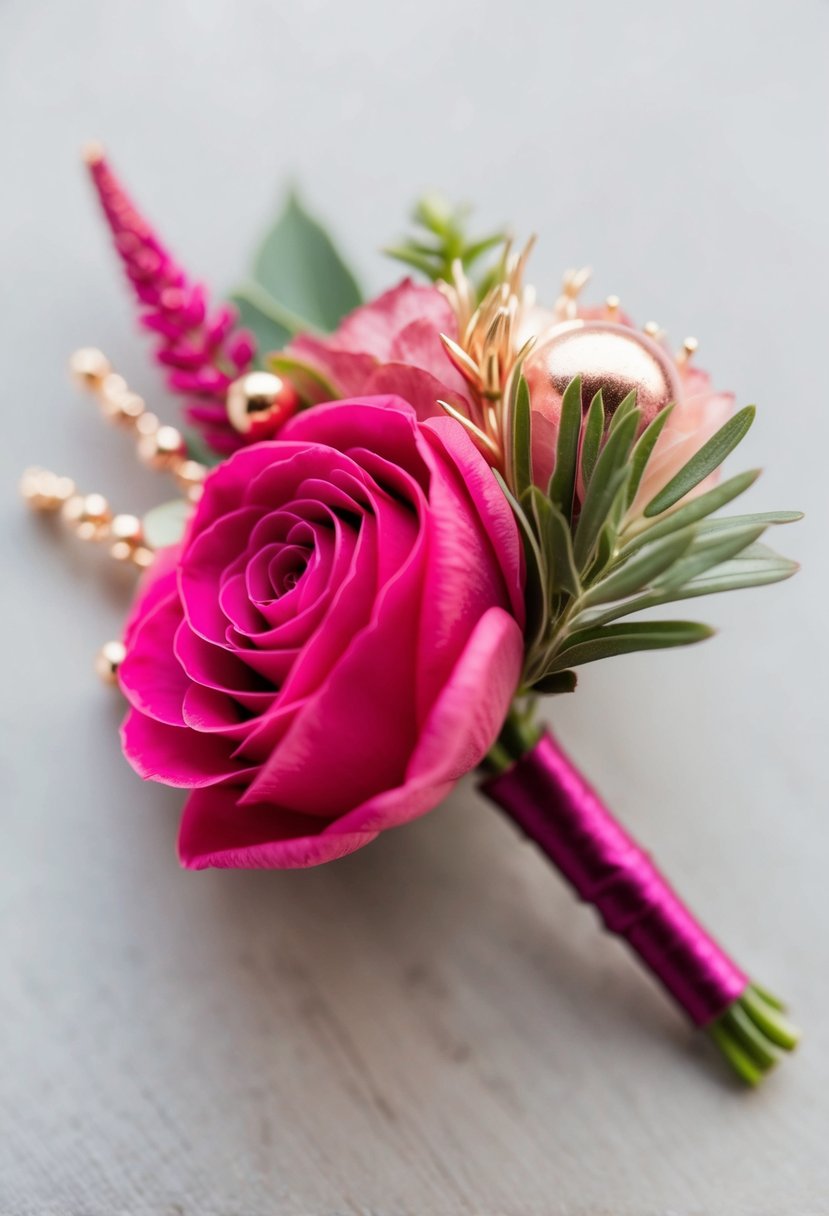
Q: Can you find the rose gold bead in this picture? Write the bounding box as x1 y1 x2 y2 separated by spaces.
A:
226 371 299 440
20 468 76 512
174 459 207 502
109 513 144 561
131 546 155 570
69 347 111 388
135 411 161 438
138 424 186 469
62 492 112 540
102 389 146 426
95 639 126 685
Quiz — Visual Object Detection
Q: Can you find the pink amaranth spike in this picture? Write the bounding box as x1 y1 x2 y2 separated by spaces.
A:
84 143 256 455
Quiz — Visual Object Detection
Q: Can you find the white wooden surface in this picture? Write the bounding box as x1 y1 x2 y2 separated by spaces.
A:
2 1 827 1212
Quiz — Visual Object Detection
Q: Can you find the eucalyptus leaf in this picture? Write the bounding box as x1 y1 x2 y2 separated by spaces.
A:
531 670 578 695
624 403 675 507
548 619 714 671
143 499 192 549
511 375 533 496
524 486 581 598
654 524 767 591
572 408 639 569
251 192 362 334
580 390 605 490
643 405 756 517
607 389 639 435
694 510 804 535
579 527 697 607
619 468 761 554
548 375 582 521
229 289 292 359
494 470 549 652
573 543 798 629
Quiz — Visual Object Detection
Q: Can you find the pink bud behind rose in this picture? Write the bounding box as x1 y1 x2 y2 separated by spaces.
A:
289 279 735 514
522 311 734 508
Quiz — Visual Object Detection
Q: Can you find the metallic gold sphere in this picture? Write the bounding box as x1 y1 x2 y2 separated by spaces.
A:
525 320 681 428
95 639 126 685
226 371 300 440
69 347 111 388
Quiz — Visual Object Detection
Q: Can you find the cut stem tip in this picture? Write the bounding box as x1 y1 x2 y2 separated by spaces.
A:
708 983 800 1086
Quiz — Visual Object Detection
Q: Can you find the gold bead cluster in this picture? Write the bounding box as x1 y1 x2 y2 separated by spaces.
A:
20 467 154 569
68 348 206 501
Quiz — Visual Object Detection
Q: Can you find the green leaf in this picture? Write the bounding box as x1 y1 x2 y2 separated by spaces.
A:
572 408 639 569
229 289 292 358
624 403 675 506
620 469 761 553
643 405 756 517
531 670 578 695
494 471 549 651
607 389 639 435
143 499 192 549
182 427 223 468
574 542 798 629
549 619 714 670
694 509 803 535
510 375 533 496
383 245 444 278
579 527 698 607
524 487 581 598
580 390 605 490
238 191 362 341
654 524 767 591
267 353 339 405
548 375 583 521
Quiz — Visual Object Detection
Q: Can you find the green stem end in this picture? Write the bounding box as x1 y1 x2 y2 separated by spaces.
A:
708 983 800 1085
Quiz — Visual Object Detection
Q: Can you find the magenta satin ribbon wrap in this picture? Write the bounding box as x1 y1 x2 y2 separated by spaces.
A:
481 732 748 1026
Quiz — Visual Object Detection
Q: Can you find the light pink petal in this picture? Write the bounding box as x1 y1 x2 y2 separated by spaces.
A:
633 391 735 513
323 279 457 361
360 363 468 422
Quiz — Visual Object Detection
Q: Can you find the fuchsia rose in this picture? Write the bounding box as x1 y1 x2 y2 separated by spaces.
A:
119 397 525 869
288 278 469 421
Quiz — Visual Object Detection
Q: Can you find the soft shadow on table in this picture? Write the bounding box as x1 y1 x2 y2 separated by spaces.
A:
117 747 703 1114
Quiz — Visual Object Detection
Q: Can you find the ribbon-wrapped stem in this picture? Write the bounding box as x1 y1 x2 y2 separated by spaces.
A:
481 716 799 1084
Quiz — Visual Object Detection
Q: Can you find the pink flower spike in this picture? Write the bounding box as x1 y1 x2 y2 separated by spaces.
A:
83 143 258 455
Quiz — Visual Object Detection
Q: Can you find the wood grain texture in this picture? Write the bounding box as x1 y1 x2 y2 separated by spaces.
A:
1 0 828 1212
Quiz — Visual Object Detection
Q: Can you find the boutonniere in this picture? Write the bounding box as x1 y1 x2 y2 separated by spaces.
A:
23 147 801 1085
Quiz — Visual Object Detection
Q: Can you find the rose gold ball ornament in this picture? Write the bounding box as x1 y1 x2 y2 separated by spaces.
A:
226 371 300 441
524 320 681 428
95 639 126 685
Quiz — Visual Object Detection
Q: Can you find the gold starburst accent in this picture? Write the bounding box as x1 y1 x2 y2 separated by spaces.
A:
436 238 539 473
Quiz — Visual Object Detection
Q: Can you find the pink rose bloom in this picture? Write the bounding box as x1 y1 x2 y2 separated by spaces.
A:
119 397 525 869
288 278 468 421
